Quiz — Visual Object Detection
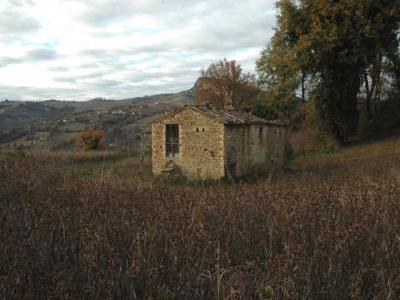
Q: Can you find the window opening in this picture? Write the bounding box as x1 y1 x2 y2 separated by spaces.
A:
166 124 179 157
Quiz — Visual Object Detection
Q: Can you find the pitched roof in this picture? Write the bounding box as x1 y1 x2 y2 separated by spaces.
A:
151 104 286 126
195 104 285 126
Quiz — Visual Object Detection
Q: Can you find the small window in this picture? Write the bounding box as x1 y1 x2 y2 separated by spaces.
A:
196 128 199 132
166 124 179 157
259 127 263 142
202 128 205 132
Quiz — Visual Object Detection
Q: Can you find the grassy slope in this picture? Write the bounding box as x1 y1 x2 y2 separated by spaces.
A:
296 135 400 163
292 134 400 181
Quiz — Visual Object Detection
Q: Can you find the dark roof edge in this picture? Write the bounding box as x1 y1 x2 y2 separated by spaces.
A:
149 105 224 124
150 104 286 127
224 121 287 127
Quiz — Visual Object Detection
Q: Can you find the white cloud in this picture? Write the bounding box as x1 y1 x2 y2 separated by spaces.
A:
0 0 276 100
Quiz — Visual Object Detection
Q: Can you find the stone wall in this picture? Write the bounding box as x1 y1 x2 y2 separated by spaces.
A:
224 126 248 178
248 125 268 163
152 106 287 180
224 124 287 178
152 107 225 180
265 125 287 166
249 124 287 166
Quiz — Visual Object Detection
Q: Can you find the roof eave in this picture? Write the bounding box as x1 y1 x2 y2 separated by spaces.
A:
150 105 224 125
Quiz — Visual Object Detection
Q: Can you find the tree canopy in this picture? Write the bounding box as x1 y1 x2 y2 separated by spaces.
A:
195 59 258 110
257 0 400 142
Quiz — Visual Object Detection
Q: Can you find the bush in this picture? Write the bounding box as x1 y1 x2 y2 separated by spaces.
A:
75 130 105 151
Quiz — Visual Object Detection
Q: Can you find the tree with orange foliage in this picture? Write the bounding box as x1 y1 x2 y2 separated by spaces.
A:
195 59 258 110
75 130 105 151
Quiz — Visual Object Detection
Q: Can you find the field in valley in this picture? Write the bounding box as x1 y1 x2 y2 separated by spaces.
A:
1 136 400 299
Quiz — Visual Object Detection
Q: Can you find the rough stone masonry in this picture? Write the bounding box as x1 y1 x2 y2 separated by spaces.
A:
151 104 287 180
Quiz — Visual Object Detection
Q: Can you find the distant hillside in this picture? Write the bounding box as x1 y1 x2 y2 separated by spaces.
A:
0 87 195 151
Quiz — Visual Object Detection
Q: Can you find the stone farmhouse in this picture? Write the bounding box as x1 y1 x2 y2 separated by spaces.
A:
151 104 287 180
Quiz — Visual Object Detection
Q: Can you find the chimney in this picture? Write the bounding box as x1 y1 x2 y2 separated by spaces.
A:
224 90 234 110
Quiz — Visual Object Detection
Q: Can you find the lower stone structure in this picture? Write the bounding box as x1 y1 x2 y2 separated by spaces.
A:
151 105 287 180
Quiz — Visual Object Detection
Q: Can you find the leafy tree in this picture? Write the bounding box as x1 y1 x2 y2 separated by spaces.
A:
258 0 400 143
250 102 279 120
75 130 105 151
256 0 309 125
195 59 258 109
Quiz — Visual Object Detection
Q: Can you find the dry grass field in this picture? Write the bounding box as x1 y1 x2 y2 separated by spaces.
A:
1 136 400 299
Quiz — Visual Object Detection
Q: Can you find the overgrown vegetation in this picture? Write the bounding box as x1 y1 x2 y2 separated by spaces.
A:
1 137 400 299
256 0 400 141
75 130 105 151
195 59 258 110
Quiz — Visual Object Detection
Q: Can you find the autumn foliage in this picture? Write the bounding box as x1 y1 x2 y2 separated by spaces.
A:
195 59 259 110
75 130 105 151
257 0 400 141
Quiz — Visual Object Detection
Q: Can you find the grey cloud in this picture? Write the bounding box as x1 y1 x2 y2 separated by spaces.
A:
80 46 172 61
75 0 190 26
25 48 57 61
48 66 69 72
54 70 108 83
0 84 82 101
0 48 58 69
54 77 78 84
81 48 110 57
8 0 35 7
0 76 192 101
0 6 40 35
90 79 125 89
77 1 275 60
79 63 101 69
0 57 20 68
1 0 276 100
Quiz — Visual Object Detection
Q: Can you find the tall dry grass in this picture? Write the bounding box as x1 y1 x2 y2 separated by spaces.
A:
1 156 400 299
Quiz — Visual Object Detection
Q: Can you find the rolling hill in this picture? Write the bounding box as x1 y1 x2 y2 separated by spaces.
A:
0 86 195 152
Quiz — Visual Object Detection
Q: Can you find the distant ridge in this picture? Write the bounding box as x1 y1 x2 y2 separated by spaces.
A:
0 83 196 151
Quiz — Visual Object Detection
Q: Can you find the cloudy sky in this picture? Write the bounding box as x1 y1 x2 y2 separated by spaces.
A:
0 0 276 100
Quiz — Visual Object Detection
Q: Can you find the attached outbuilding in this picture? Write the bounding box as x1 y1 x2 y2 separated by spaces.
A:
151 104 287 180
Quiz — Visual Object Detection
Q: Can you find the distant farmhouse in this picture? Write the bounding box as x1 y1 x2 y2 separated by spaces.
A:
151 104 287 180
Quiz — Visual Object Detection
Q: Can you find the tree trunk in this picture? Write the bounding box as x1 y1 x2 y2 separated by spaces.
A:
364 73 373 120
301 70 307 103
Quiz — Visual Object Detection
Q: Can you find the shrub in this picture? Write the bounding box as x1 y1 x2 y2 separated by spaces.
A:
75 130 105 151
